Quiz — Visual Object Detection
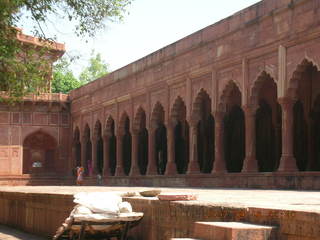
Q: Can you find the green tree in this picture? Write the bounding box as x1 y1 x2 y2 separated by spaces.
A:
0 0 132 100
79 51 109 83
52 57 82 94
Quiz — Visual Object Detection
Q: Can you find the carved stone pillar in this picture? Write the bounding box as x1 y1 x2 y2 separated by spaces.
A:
103 136 110 176
212 111 226 173
242 105 258 172
187 123 200 174
130 133 140 176
165 124 176 175
147 128 157 175
115 132 125 176
278 97 298 171
92 139 98 175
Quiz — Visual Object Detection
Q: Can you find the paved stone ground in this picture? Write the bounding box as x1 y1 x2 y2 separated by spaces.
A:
0 225 46 240
0 186 319 212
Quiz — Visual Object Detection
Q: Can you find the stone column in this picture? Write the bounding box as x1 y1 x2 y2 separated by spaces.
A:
103 136 110 176
130 133 140 176
165 124 176 175
81 138 86 171
212 112 226 173
187 123 200 174
278 97 298 171
115 133 125 176
242 105 258 172
147 128 157 175
92 139 98 175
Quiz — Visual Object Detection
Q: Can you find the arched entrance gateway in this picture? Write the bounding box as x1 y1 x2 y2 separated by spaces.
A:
192 89 214 173
252 72 282 172
220 81 245 172
289 60 320 171
23 131 57 174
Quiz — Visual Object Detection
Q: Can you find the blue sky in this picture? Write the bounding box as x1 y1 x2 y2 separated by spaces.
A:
20 0 261 75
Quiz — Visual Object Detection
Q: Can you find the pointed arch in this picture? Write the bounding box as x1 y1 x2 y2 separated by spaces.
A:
151 102 167 174
191 88 215 173
83 124 92 175
219 81 245 172
94 120 103 174
289 59 320 171
105 115 116 176
73 127 81 168
119 111 131 176
218 80 242 112
171 96 189 174
133 107 148 175
23 130 57 174
250 71 282 172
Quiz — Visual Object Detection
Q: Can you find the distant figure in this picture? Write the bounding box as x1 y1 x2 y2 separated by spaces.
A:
76 166 84 186
97 173 103 186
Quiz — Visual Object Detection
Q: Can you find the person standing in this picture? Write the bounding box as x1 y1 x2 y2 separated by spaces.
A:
76 166 84 186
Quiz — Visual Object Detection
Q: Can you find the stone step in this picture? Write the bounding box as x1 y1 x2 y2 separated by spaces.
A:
193 222 278 240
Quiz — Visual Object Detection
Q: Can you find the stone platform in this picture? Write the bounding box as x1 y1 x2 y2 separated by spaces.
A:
0 186 319 239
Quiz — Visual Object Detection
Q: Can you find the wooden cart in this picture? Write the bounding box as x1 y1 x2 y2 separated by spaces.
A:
55 212 143 240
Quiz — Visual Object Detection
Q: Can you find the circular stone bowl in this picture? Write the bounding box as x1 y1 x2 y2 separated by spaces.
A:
139 189 162 197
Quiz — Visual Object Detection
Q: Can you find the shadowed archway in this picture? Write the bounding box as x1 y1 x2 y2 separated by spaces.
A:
73 127 81 169
151 102 167 175
289 60 320 171
83 124 92 176
105 116 116 176
171 97 189 174
192 89 214 173
94 120 103 174
133 107 148 175
23 131 57 174
251 72 282 172
119 112 132 176
220 81 245 172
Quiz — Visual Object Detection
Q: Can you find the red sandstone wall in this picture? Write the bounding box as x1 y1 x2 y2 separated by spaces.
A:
0 191 318 240
0 97 71 177
69 0 320 140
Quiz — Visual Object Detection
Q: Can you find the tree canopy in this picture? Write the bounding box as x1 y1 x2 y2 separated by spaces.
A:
79 51 109 84
52 51 109 94
0 0 132 100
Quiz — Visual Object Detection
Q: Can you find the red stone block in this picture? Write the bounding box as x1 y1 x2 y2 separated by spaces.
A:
158 194 197 201
193 222 278 240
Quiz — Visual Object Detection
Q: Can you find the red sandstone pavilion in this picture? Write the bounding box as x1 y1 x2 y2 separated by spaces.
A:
1 0 320 189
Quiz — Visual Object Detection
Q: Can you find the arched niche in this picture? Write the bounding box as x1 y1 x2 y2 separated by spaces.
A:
23 130 57 174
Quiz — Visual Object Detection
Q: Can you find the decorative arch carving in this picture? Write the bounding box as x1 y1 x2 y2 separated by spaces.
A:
287 58 320 99
218 80 242 112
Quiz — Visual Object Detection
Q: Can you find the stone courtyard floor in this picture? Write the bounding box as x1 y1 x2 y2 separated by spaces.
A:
0 186 320 212
0 225 45 240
